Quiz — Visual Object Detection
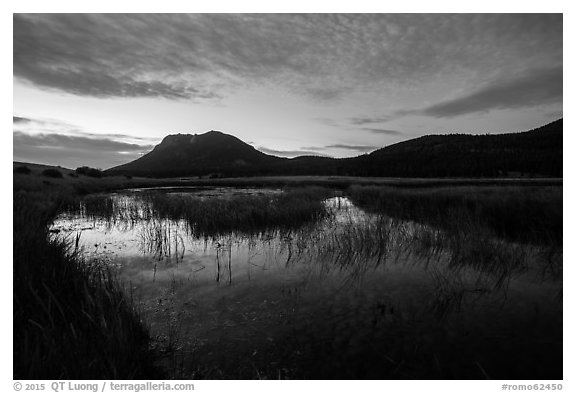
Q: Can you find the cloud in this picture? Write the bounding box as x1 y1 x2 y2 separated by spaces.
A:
14 14 562 102
13 131 154 152
13 115 158 145
545 110 563 120
420 67 563 118
361 128 402 135
14 14 226 100
301 144 379 153
304 87 343 101
13 116 32 123
257 146 331 158
299 146 324 151
313 118 346 129
350 117 392 126
13 131 154 169
74 131 158 144
324 144 379 153
314 117 403 137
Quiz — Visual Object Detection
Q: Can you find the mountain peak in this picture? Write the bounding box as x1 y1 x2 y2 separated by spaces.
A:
110 129 281 177
155 130 237 151
159 130 225 141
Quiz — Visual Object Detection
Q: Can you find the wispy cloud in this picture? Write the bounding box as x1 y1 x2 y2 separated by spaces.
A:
14 14 562 103
350 117 392 126
305 87 343 101
419 67 563 118
314 116 403 137
13 115 157 169
324 144 379 153
73 130 158 144
13 131 154 153
13 116 32 123
13 131 154 169
13 115 159 144
313 118 347 129
545 110 563 120
257 146 331 158
361 128 402 135
301 144 379 153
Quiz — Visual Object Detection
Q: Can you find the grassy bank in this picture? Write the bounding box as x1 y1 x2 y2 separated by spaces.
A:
14 161 562 196
13 191 160 379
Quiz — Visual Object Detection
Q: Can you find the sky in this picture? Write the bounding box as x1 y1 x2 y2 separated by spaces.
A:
13 13 563 170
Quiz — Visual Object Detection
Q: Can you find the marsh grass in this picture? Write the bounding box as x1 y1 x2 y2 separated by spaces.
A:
75 185 561 290
47 184 562 379
64 185 561 293
144 186 333 238
14 191 160 379
347 185 562 247
139 219 186 263
65 186 333 238
345 185 562 281
274 190 562 327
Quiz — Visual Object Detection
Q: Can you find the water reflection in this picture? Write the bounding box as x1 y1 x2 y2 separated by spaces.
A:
50 188 562 379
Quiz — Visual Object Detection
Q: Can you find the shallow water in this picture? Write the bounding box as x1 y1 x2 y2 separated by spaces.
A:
51 188 562 379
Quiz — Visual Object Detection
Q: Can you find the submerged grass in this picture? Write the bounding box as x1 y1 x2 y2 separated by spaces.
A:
14 191 160 379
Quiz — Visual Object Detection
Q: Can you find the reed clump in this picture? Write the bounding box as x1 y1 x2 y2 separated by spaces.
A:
141 186 333 238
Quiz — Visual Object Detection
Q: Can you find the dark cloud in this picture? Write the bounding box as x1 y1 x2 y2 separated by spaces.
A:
420 67 563 118
14 14 224 100
74 131 158 144
299 146 324 151
13 115 158 144
13 131 154 169
361 128 402 135
350 117 391 126
324 144 378 153
14 14 562 102
14 131 153 152
301 144 379 153
314 117 403 136
13 116 32 123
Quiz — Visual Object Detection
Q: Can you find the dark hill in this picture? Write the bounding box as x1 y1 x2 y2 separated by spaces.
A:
106 119 562 178
108 131 285 177
346 119 562 177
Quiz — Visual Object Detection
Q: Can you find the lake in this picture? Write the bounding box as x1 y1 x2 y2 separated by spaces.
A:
50 186 562 379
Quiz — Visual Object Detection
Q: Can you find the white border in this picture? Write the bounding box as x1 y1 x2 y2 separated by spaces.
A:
4 3 572 392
